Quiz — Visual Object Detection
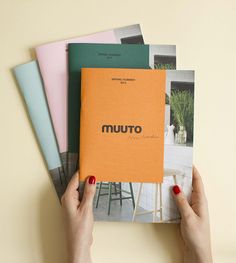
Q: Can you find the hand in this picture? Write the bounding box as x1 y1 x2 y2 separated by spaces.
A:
172 166 213 263
61 172 96 263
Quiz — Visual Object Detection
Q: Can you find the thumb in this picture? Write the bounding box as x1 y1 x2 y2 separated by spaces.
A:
61 171 80 214
172 185 193 220
80 175 97 207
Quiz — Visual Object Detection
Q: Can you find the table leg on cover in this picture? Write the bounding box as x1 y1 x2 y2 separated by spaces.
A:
153 183 158 222
159 183 163 221
132 183 143 222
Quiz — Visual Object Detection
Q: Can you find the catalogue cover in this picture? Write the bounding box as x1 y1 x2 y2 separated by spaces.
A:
79 67 194 223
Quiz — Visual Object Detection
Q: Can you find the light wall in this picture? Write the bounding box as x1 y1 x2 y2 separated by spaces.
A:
0 0 236 263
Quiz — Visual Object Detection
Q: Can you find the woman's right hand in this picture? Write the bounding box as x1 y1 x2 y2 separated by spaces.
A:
172 166 213 263
61 172 96 263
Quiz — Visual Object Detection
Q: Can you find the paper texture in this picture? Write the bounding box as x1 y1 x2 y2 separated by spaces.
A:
80 69 194 223
36 24 144 179
13 61 67 198
68 43 175 177
80 68 166 183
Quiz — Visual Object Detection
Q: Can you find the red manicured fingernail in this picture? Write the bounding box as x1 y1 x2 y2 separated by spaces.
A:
173 185 181 195
88 175 96 184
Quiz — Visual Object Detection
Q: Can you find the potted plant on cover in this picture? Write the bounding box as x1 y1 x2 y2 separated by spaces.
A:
170 90 194 144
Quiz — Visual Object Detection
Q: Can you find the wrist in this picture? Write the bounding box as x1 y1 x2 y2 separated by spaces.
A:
184 246 213 263
70 245 92 263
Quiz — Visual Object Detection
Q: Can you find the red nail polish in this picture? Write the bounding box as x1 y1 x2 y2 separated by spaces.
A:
173 185 181 195
88 175 96 184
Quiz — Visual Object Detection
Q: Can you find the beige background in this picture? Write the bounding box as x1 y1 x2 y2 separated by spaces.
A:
0 0 236 262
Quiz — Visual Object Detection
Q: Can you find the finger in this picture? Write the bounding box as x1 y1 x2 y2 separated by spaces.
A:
61 171 80 213
172 185 194 220
65 171 80 195
80 175 96 208
192 165 205 195
192 166 208 217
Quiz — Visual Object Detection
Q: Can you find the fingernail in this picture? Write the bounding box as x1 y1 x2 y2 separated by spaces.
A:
88 175 96 184
172 185 181 195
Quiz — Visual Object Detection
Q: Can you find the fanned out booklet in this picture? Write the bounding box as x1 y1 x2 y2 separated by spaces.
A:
13 61 66 197
35 24 144 180
80 68 194 223
12 24 195 223
68 43 176 178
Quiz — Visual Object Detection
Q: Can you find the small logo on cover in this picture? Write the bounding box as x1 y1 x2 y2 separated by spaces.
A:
102 125 142 134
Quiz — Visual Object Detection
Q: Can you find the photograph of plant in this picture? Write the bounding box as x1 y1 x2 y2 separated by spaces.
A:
154 62 176 70
154 55 176 70
149 45 176 70
170 90 194 144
